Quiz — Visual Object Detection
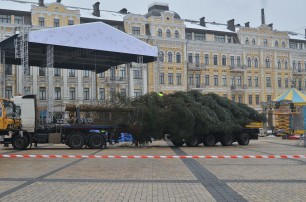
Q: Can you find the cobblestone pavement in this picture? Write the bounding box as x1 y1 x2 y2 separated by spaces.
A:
0 136 305 202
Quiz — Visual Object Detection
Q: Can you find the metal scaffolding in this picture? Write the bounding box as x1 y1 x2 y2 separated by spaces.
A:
135 55 143 96
46 45 54 123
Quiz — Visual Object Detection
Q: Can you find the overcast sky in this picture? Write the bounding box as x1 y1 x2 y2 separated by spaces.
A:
23 0 306 34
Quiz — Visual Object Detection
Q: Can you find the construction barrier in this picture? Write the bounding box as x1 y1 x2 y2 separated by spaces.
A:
0 154 305 159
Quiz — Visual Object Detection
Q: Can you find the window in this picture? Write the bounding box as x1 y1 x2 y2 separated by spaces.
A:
5 86 12 98
256 95 260 105
5 64 12 75
252 38 256 45
266 58 270 68
39 87 46 100
168 52 173 63
282 41 286 48
237 56 241 66
39 17 44 26
232 95 235 102
245 38 249 45
176 73 181 85
213 55 218 65
195 33 205 41
255 76 259 87
68 20 74 25
158 28 162 37
99 88 105 100
134 89 142 98
110 88 116 101
99 72 105 78
285 78 289 88
14 16 23 24
227 36 232 43
247 57 251 67
0 15 11 23
39 67 46 76
254 58 258 67
110 68 116 80
222 55 226 66
159 51 164 62
298 62 301 71
168 73 173 84
299 43 303 50
277 60 281 69
222 76 227 86
205 75 209 85
54 68 61 76
278 78 282 87
166 29 171 38
215 35 225 43
176 53 181 63
195 74 200 86
186 32 192 40
248 76 252 87
188 74 193 85
263 39 268 46
292 60 296 70
69 87 76 100
132 27 140 35
205 54 209 65
290 42 297 49
119 68 126 79
83 70 90 77
69 69 75 77
83 88 90 100
188 53 193 63
231 76 235 86
195 53 200 66
174 30 179 38
238 96 242 103
133 69 141 79
266 77 271 87
237 76 241 86
160 73 164 84
230 56 235 66
54 19 60 27
120 88 126 98
55 87 61 100
214 75 218 86
267 95 272 102
248 95 252 105
275 40 279 47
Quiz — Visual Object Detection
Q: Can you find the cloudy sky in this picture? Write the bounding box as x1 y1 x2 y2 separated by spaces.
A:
18 0 306 34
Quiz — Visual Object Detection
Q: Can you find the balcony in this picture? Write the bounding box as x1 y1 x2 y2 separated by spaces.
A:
231 85 247 91
188 84 207 90
105 76 127 83
292 69 305 75
229 65 247 72
187 63 207 70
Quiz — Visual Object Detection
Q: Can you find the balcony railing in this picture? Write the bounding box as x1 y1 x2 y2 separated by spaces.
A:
292 69 305 74
229 65 247 72
105 76 127 83
231 85 247 91
188 84 207 90
187 63 207 70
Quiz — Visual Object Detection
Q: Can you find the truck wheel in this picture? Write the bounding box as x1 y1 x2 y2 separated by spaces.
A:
88 134 105 149
68 134 84 149
203 135 216 147
221 134 233 146
171 139 184 147
12 134 29 150
186 136 200 147
238 133 250 145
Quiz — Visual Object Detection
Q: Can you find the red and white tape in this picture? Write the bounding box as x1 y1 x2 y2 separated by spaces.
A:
0 154 305 159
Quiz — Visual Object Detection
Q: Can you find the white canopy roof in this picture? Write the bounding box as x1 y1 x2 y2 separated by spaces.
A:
29 21 157 57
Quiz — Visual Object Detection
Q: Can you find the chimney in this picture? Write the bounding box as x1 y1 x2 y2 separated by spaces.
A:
268 23 273 30
245 22 250 27
261 8 265 25
200 17 206 27
227 19 235 32
92 2 100 17
119 8 128 14
56 0 61 3
38 0 44 6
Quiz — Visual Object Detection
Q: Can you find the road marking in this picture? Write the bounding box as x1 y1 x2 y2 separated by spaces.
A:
0 154 305 159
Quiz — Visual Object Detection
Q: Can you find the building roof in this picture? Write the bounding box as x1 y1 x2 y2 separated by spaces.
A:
184 21 234 33
288 33 306 41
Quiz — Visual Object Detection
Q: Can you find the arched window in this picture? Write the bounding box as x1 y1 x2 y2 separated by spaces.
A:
168 52 172 62
174 30 179 39
292 60 296 70
247 57 251 67
277 59 281 69
266 58 270 68
157 28 162 37
252 38 256 45
176 52 181 63
282 41 286 48
298 61 301 71
254 58 258 67
263 39 268 46
159 51 164 62
275 40 279 47
166 29 171 38
284 60 288 69
245 37 249 45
